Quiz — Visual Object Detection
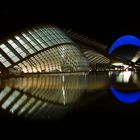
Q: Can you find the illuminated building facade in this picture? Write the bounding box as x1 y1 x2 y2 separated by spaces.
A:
1 23 137 77
0 24 89 76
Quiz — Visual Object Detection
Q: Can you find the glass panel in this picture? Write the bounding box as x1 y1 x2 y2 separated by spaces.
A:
22 33 42 51
0 44 20 62
8 40 26 58
20 52 26 58
28 48 34 54
15 36 35 54
0 54 11 67
3 61 11 67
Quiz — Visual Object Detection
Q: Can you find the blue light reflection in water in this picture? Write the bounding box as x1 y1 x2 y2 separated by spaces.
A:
110 86 140 104
110 71 140 104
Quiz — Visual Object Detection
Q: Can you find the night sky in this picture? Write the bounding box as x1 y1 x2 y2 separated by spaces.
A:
0 2 140 134
0 1 140 48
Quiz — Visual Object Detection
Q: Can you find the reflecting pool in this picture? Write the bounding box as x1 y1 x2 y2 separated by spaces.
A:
0 71 140 122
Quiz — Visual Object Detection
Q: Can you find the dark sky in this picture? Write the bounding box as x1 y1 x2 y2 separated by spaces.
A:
0 1 140 47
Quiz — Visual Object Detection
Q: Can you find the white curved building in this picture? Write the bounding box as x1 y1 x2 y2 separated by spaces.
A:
0 24 89 76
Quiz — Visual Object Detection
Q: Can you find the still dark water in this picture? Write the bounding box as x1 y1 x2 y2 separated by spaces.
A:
0 71 140 135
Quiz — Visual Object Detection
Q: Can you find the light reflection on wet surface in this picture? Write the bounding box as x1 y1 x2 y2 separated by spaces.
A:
0 72 140 121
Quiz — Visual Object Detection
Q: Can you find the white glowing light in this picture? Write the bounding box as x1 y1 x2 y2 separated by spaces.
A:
112 63 129 68
117 71 132 83
62 75 66 105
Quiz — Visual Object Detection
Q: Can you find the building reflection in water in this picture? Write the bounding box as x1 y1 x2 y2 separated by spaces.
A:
109 71 139 84
116 71 132 83
0 73 109 120
109 71 140 104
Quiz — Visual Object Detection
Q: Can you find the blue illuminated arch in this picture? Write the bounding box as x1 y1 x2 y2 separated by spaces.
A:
110 86 140 104
109 35 140 54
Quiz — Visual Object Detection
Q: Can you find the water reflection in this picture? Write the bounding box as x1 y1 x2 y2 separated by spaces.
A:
109 71 140 104
110 86 140 104
109 71 139 84
0 73 109 120
116 71 132 83
0 72 140 120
